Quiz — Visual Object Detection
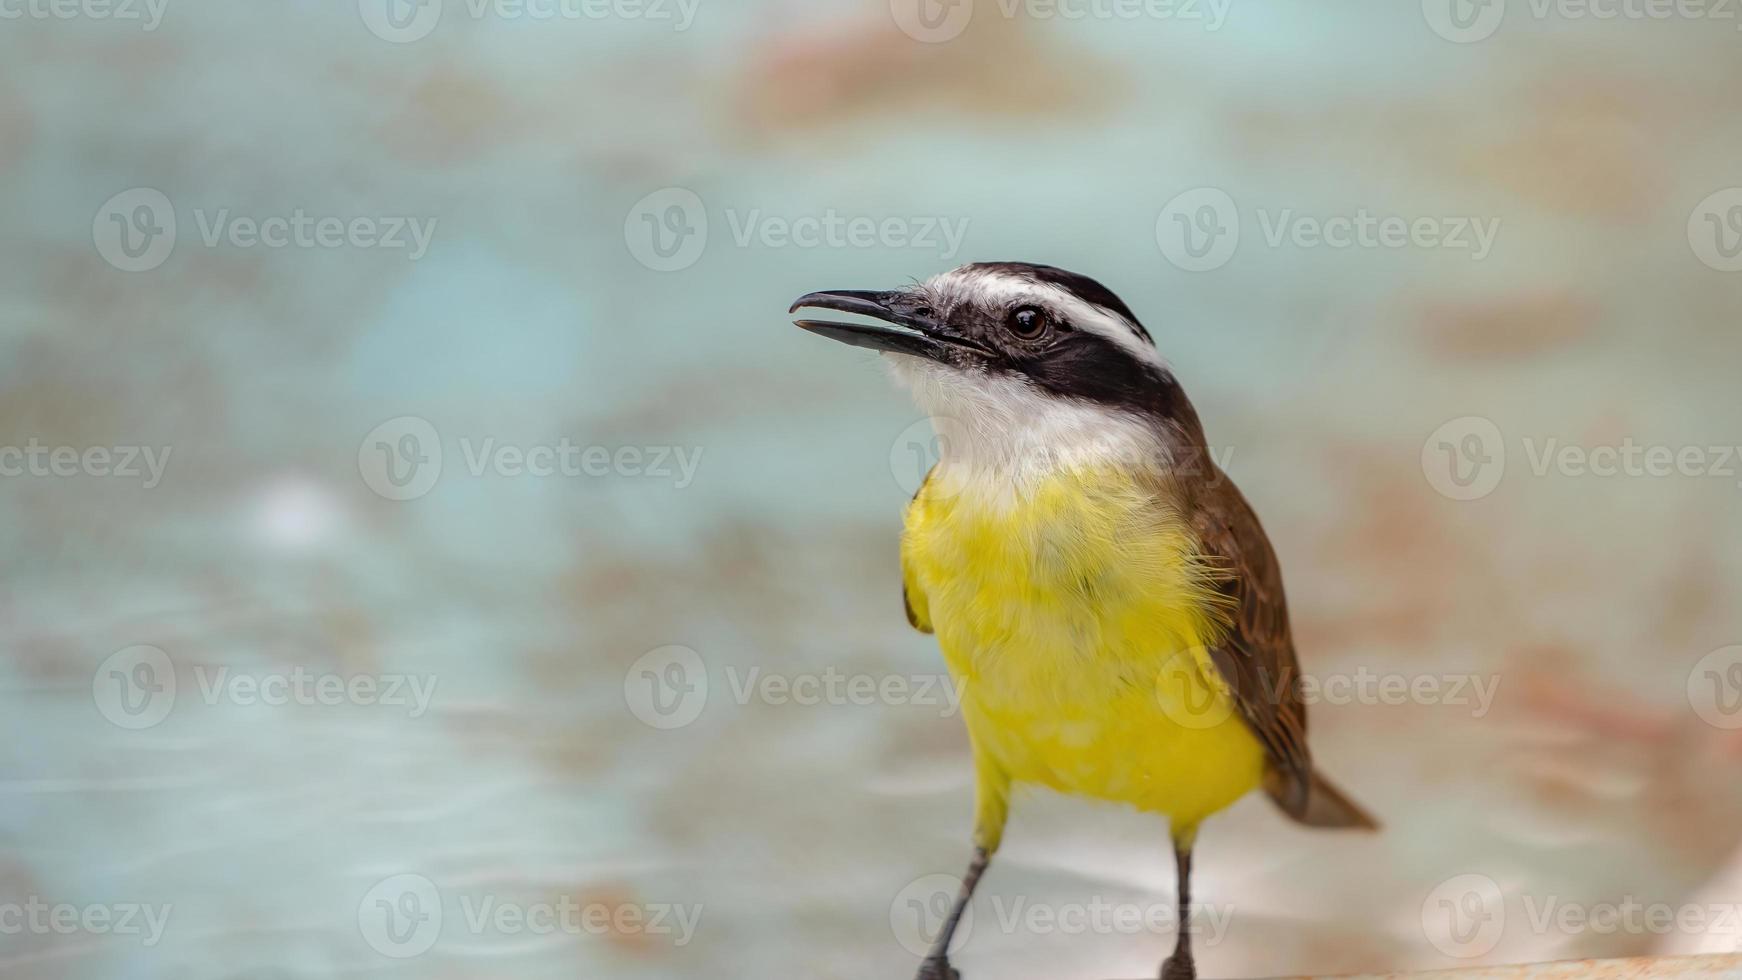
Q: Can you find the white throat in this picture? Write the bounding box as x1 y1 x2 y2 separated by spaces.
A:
888 356 1167 495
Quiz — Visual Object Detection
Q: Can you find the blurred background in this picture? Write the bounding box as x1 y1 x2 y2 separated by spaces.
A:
3 0 1742 977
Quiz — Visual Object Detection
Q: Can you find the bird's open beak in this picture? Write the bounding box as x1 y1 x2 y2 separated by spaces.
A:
790 290 971 363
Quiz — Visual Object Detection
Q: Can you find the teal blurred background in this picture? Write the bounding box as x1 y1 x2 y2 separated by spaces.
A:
4 1 1742 977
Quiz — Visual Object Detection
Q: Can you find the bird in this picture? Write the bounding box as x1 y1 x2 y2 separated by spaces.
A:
790 262 1378 980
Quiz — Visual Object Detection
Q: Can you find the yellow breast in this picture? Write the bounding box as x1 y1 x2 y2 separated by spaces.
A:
902 465 1265 827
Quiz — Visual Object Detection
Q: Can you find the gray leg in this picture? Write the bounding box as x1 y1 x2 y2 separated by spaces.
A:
1161 836 1196 980
916 847 990 980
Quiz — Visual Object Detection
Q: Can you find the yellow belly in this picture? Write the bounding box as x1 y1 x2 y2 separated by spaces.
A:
902 466 1265 828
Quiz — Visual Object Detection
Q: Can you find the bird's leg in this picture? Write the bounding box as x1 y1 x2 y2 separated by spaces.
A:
1160 826 1198 980
916 846 989 980
917 756 1007 980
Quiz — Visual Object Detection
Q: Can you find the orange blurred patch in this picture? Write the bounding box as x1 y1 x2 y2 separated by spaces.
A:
732 11 1124 138
1418 291 1598 360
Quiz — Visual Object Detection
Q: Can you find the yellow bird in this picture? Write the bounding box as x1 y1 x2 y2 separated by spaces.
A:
792 262 1377 980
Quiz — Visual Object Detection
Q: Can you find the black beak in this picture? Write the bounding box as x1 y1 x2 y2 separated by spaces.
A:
790 289 968 363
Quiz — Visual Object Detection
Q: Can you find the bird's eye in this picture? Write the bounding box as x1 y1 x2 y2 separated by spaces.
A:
1007 306 1050 341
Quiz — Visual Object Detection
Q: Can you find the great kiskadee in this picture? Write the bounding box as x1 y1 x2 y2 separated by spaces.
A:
791 262 1378 980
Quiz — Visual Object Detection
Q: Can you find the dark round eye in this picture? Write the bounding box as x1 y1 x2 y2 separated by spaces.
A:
1007 306 1050 341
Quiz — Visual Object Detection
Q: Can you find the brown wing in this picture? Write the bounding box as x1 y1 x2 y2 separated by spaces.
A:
1187 471 1313 816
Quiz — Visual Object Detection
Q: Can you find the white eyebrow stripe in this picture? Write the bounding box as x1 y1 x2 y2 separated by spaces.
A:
926 269 1166 370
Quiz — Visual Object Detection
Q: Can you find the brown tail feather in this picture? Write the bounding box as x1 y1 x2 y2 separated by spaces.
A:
1267 768 1379 830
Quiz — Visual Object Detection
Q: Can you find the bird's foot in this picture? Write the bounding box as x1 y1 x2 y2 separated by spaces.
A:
915 956 960 980
1160 951 1196 980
